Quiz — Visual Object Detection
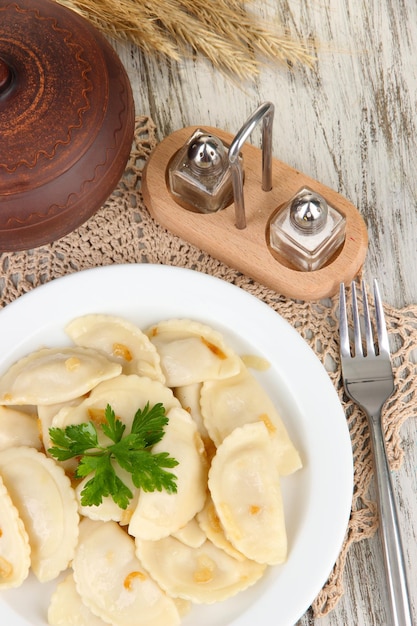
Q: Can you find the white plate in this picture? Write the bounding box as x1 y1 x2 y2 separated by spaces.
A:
0 264 353 626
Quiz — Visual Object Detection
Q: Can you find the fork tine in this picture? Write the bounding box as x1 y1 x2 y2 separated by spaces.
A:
373 279 390 357
339 283 351 358
362 280 376 357
351 282 363 357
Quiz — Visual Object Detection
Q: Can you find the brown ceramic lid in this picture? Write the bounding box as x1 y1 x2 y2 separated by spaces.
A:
0 0 135 251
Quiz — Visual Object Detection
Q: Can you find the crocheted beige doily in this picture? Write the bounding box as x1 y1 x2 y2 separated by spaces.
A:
1 116 416 618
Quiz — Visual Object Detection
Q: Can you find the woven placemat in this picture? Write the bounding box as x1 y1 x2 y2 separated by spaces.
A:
1 116 416 618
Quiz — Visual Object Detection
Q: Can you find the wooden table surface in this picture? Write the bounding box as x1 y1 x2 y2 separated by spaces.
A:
112 1 417 623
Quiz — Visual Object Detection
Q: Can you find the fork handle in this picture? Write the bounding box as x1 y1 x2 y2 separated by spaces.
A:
368 413 413 626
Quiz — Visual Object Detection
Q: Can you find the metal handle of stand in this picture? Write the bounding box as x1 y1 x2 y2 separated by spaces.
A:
228 102 274 229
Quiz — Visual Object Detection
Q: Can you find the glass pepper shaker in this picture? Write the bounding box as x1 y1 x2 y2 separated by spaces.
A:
167 129 237 214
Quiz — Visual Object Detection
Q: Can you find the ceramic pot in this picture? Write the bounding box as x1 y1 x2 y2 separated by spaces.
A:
0 0 135 250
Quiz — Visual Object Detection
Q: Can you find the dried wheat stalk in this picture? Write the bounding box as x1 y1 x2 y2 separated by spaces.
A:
56 0 315 78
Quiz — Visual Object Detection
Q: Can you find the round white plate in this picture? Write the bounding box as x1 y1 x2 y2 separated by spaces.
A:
0 264 353 626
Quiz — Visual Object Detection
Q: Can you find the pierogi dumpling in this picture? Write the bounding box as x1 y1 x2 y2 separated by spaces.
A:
135 534 266 604
0 475 31 589
208 422 287 565
0 406 42 451
0 347 122 405
128 406 207 540
48 573 107 626
172 516 207 548
174 383 211 443
0 446 79 582
146 319 241 387
38 398 84 473
51 374 180 432
66 314 165 383
197 496 245 561
73 519 180 626
201 361 302 475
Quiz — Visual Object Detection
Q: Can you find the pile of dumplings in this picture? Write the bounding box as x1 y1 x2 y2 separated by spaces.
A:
0 314 302 626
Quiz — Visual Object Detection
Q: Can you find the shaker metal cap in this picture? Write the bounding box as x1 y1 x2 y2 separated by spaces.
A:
290 188 328 234
187 133 227 176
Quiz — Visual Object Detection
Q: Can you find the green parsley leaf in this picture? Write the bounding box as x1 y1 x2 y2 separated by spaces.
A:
114 447 178 492
48 402 178 509
79 455 133 510
49 422 99 461
75 453 102 478
101 404 126 443
131 402 169 447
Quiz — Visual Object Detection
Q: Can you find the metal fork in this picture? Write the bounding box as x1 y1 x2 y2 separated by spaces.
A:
339 279 413 626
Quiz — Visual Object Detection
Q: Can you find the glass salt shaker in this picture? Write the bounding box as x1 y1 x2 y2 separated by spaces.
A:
268 187 346 271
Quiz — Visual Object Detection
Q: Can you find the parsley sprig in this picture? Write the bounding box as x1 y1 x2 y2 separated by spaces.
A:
48 403 178 510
